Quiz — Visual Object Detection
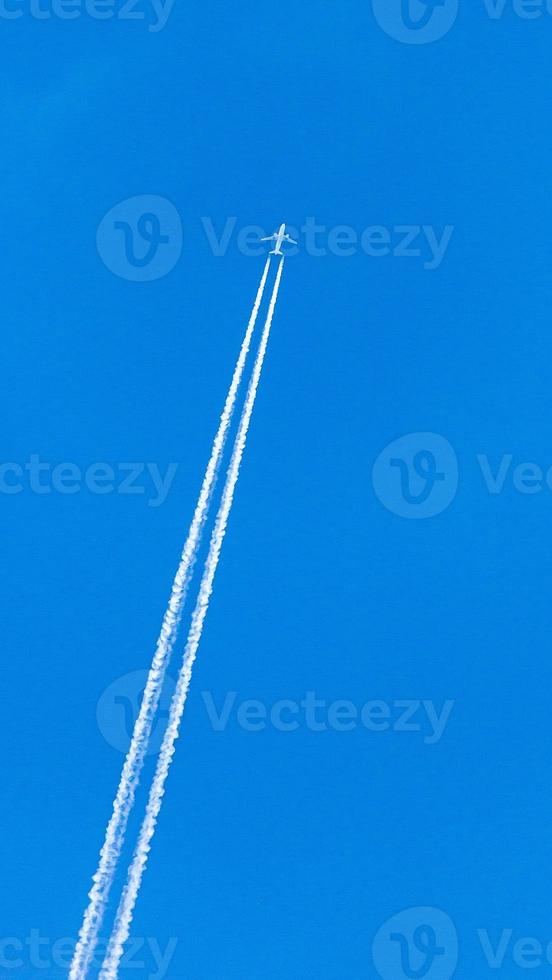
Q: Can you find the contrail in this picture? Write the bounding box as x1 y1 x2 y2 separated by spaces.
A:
99 258 285 980
69 256 271 980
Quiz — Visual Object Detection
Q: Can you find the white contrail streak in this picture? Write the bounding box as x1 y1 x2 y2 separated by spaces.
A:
69 257 271 980
99 258 285 980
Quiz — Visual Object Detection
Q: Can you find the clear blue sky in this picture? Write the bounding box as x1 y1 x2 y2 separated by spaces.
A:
3 3 552 978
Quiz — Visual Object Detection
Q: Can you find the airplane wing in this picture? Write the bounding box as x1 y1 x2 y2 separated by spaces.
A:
260 234 277 242
284 235 298 245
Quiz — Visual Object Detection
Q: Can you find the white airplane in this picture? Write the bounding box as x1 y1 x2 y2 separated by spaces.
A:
261 223 298 256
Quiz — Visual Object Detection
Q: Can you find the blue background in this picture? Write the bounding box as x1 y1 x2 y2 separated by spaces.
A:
2 1 552 977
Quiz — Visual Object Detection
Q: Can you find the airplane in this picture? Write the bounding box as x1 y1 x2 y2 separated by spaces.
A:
261 223 298 256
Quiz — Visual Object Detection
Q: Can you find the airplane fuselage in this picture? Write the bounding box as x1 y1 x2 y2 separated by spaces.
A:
271 223 287 256
262 222 298 255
